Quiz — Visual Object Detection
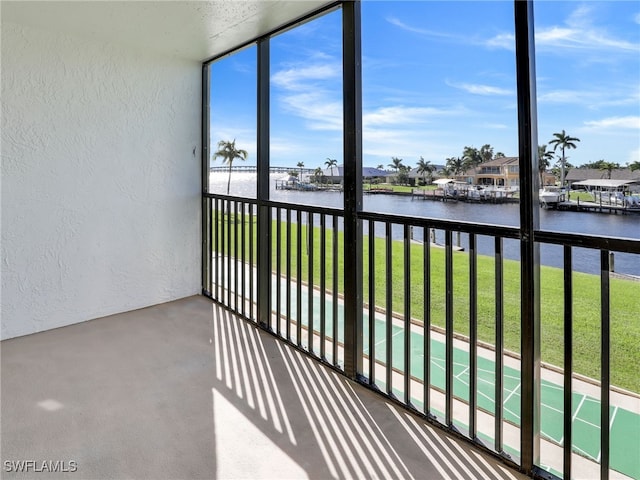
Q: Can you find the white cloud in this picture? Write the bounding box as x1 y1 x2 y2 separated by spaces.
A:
362 127 452 162
271 61 343 131
634 12 640 25
447 81 512 96
583 116 640 129
386 17 456 40
271 63 340 90
628 148 640 164
538 85 640 109
363 105 459 127
538 89 598 105
536 25 638 52
279 91 343 131
485 33 515 51
486 6 639 53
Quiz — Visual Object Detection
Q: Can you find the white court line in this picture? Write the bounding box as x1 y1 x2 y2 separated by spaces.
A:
572 394 587 422
374 326 405 348
609 405 619 429
573 443 598 462
575 416 601 430
503 383 521 406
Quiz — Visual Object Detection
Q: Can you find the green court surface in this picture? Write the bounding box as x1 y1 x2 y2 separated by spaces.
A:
360 318 639 479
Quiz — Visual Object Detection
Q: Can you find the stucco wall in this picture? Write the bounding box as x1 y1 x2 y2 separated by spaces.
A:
1 21 202 339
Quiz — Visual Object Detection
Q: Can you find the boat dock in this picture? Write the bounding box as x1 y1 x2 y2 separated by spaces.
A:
411 188 518 204
556 199 640 215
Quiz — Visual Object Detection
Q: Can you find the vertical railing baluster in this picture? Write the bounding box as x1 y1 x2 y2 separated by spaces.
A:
249 203 254 321
495 236 504 452
208 198 212 296
332 215 339 365
445 229 453 426
600 250 611 480
234 201 239 311
221 199 226 303
276 207 282 335
241 202 246 317
423 226 431 415
214 199 219 301
563 245 573 480
404 224 411 405
205 197 212 296
308 212 314 352
286 209 292 341
297 209 303 346
385 222 393 396
320 214 326 359
227 199 232 307
469 233 478 439
368 219 376 385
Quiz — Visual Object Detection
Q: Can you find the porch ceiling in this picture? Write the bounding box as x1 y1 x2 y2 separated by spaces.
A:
1 0 335 61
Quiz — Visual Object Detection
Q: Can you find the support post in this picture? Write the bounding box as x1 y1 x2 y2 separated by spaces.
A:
257 38 272 329
514 1 541 474
201 64 211 296
342 0 363 379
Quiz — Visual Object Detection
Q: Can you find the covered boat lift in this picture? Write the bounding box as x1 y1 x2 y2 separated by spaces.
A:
571 179 640 208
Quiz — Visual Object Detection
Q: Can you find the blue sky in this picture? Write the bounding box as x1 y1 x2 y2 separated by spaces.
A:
210 1 640 169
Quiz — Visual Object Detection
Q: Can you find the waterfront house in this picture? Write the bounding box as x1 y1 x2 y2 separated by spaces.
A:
455 157 555 188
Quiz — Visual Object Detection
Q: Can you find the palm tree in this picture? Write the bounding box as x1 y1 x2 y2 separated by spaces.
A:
213 139 248 195
598 161 619 179
446 156 465 176
462 146 483 169
388 157 404 172
538 144 555 186
388 157 405 184
416 156 434 185
629 161 640 172
325 158 338 182
312 167 323 184
297 161 305 180
549 130 580 187
479 144 494 163
376 164 384 170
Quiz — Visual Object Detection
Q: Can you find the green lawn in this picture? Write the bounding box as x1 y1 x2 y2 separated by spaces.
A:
568 190 595 202
214 214 640 393
364 183 437 193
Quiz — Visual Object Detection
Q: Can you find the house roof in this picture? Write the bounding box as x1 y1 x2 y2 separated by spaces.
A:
478 156 519 167
573 179 639 188
320 165 390 178
565 168 640 182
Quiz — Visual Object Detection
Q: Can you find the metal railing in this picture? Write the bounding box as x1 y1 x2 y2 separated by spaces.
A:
203 192 640 479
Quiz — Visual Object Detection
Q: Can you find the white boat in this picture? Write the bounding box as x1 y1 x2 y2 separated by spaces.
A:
539 186 564 207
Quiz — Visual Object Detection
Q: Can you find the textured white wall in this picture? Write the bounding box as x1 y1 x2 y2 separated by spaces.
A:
1 22 202 339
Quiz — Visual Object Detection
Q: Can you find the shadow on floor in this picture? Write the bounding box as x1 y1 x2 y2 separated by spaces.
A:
1 296 525 479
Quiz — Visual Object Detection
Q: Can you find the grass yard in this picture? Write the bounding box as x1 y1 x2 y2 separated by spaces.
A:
214 214 640 393
567 190 595 202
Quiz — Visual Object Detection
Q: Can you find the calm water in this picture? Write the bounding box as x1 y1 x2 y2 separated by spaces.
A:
209 172 640 276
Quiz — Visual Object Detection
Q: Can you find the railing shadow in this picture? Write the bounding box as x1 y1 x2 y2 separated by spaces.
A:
210 303 524 479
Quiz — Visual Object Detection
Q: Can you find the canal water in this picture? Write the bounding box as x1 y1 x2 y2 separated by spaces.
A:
209 172 640 276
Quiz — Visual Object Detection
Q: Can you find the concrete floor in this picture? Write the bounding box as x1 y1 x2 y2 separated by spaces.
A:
1 296 527 480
